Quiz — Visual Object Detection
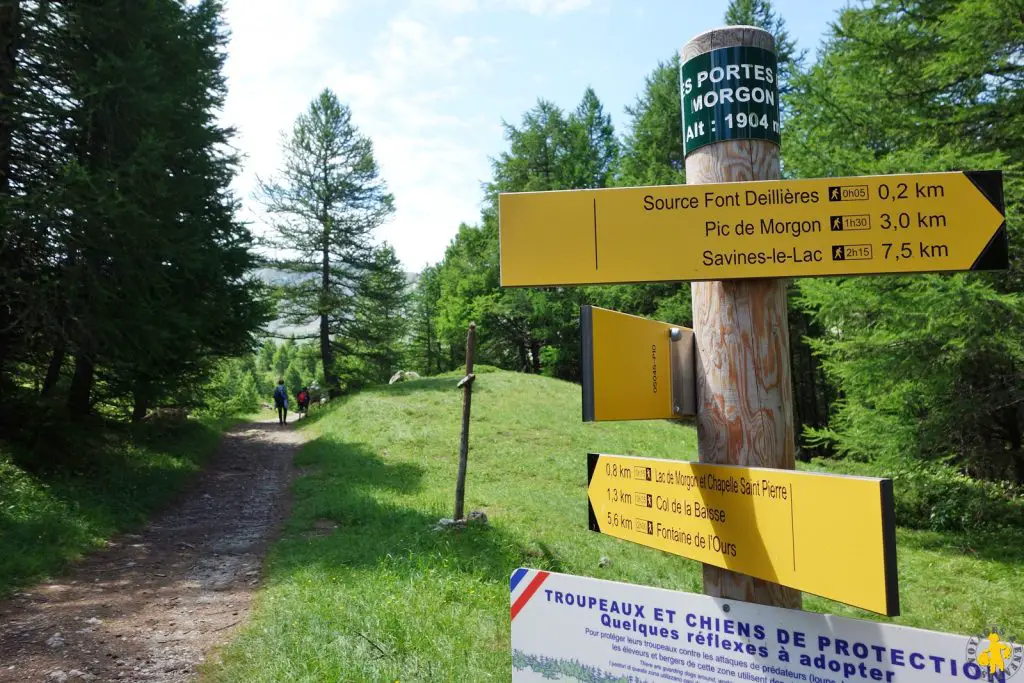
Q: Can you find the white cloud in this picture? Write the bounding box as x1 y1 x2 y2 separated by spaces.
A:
221 0 354 232
501 0 591 15
325 16 492 268
417 0 592 15
427 0 479 12
221 3 498 270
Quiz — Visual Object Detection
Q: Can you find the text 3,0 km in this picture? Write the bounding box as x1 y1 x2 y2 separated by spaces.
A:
881 212 948 229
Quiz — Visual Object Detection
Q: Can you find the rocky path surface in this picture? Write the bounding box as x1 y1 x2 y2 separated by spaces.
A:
0 418 306 682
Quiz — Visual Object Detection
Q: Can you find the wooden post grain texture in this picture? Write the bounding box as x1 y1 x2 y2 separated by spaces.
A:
682 26 801 610
454 321 477 521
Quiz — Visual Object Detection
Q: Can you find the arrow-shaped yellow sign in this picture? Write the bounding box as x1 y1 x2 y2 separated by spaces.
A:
587 453 899 615
500 171 1005 285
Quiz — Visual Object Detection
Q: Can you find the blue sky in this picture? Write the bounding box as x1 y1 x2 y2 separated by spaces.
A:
220 0 849 272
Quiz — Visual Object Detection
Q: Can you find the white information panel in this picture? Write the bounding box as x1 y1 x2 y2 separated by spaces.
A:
510 568 1022 683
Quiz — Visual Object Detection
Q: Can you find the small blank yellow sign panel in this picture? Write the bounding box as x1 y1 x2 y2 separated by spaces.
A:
581 306 693 421
499 170 1006 285
587 453 899 616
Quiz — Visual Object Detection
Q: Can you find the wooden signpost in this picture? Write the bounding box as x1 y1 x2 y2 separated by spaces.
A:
499 23 1012 679
683 26 798 612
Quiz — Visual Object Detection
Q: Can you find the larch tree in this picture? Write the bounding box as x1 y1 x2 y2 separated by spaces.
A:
408 264 445 375
346 244 409 386
258 89 394 396
786 0 1024 479
724 0 804 94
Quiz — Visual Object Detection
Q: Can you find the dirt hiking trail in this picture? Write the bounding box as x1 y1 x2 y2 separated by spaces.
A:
0 418 307 682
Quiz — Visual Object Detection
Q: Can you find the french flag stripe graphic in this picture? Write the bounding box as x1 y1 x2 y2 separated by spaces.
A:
509 568 550 621
509 567 529 593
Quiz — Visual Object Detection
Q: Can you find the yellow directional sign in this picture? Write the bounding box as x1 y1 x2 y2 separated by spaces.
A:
587 453 899 615
500 170 1006 285
581 306 695 421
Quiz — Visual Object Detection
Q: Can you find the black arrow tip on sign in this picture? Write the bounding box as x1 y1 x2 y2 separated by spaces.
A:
971 223 1009 271
964 170 1005 215
965 170 1009 271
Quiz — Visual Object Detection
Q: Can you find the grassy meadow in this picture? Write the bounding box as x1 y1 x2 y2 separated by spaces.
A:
205 370 1024 681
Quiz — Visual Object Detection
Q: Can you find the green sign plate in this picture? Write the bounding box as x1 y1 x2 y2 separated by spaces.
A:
681 45 780 155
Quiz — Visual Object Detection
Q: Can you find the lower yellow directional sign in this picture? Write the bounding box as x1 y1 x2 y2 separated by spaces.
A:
587 453 899 615
500 170 1006 285
581 306 695 421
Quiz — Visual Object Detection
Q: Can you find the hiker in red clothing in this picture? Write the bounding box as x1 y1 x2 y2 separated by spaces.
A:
296 386 310 418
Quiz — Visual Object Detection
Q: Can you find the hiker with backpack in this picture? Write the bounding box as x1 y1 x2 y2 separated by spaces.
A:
273 379 289 425
297 387 310 418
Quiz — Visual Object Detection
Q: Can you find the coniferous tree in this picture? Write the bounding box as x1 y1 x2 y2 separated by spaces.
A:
54 0 265 419
432 88 625 379
617 56 685 187
786 0 1024 479
345 244 409 385
0 0 73 399
258 89 394 396
724 0 804 93
408 264 445 375
566 87 618 189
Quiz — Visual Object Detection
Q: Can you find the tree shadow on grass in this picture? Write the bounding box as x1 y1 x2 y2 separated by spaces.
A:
277 434 551 587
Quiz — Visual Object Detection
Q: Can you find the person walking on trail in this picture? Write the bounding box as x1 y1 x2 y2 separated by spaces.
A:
273 379 289 425
297 386 310 418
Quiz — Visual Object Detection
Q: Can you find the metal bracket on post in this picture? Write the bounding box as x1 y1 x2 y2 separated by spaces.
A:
669 327 696 418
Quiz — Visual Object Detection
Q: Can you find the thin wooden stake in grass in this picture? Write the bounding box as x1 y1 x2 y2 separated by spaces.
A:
454 321 477 521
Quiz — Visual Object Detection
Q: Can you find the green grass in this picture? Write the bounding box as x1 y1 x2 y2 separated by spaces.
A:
0 415 234 596
205 370 1024 682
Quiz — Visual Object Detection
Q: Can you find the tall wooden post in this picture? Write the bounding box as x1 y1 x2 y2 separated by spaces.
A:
454 322 477 521
683 27 801 610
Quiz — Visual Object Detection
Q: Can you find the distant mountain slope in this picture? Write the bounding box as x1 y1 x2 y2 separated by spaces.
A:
253 266 418 339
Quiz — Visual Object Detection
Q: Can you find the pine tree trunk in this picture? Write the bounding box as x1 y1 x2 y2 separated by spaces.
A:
67 350 94 417
0 0 18 194
320 245 338 396
132 378 150 422
41 336 66 396
426 318 435 374
0 0 20 374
